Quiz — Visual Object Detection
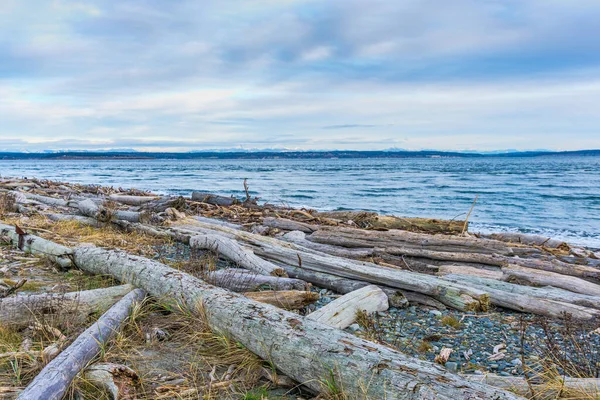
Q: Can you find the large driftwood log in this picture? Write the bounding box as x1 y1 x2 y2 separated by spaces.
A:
502 264 600 296
189 234 286 277
0 223 73 268
140 196 186 212
19 192 68 208
313 210 466 234
205 269 308 292
244 290 319 310
17 289 145 400
443 274 600 310
306 285 388 329
0 285 133 328
282 230 374 258
72 245 520 399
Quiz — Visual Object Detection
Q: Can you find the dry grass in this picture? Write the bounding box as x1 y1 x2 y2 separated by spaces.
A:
2 215 165 258
440 315 461 329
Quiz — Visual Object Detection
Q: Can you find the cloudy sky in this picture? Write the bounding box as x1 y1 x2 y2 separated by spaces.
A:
1 0 600 152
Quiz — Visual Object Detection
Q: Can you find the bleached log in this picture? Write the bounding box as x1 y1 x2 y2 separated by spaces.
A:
140 196 186 213
71 246 520 399
0 285 134 328
440 275 600 321
502 264 600 296
437 265 504 280
244 290 319 310
205 269 308 292
443 274 600 310
0 223 73 268
77 199 112 223
17 289 145 400
18 192 68 207
189 234 286 276
108 194 159 206
283 230 374 258
263 217 317 233
306 285 388 329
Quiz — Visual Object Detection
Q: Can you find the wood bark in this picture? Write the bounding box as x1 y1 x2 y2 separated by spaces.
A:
483 232 569 249
306 285 388 329
45 213 103 227
502 264 600 296
0 285 133 328
19 192 68 208
205 269 309 292
71 245 521 399
244 290 319 310
189 233 286 276
0 223 73 268
17 289 145 400
282 230 374 258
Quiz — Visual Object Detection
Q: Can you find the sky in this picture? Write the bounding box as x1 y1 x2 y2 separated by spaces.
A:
1 0 600 152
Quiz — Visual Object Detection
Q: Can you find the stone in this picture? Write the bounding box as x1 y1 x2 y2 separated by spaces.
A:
445 362 458 373
511 358 523 367
429 310 442 317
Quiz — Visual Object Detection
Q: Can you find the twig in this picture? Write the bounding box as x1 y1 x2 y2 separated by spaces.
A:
243 178 250 202
0 278 27 298
462 195 479 235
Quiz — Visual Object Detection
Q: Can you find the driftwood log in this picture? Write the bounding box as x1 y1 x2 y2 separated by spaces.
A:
189 233 286 276
306 285 388 329
244 290 319 310
0 285 134 328
205 269 308 292
191 192 239 206
0 223 73 268
108 194 159 206
17 289 145 400
71 245 520 399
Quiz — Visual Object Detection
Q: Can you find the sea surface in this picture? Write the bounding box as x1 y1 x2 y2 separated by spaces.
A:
1 156 599 248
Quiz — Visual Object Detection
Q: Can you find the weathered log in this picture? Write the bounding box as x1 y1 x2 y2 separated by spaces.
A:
17 289 145 400
191 192 239 206
306 285 388 329
283 230 374 258
263 217 317 233
83 362 139 399
45 213 103 227
72 245 521 399
308 226 521 255
189 234 286 277
77 199 112 223
313 210 466 234
437 265 504 280
483 232 569 250
108 194 159 206
502 264 600 296
19 192 68 208
244 290 319 310
440 275 600 321
0 223 73 268
463 374 599 398
0 285 134 328
443 274 600 310
205 269 309 292
140 196 187 212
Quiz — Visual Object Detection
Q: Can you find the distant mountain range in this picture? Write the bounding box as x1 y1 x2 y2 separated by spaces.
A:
0 149 599 160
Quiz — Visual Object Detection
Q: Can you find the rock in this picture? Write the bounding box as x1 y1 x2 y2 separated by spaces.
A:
511 358 522 367
429 310 442 317
348 323 360 332
445 362 458 373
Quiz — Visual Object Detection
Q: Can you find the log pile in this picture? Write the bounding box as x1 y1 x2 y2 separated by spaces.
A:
1 177 599 398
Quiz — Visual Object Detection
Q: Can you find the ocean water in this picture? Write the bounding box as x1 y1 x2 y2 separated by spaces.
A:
1 156 599 248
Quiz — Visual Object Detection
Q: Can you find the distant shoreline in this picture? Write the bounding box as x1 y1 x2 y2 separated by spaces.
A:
0 149 599 160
